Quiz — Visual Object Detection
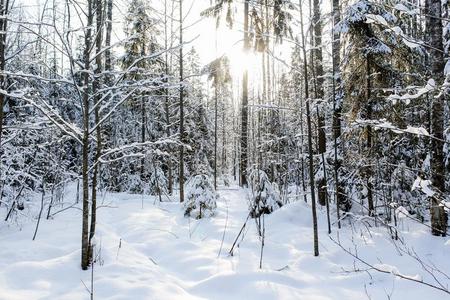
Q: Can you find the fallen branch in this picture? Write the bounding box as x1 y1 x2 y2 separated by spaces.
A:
229 212 251 256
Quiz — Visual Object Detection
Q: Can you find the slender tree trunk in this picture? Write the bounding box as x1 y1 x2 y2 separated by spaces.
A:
239 0 249 187
300 0 319 256
426 0 447 236
0 0 9 149
81 0 93 271
140 88 146 181
259 0 269 174
164 0 173 195
317 104 331 234
222 97 227 176
104 0 115 191
299 94 307 203
331 0 344 226
88 0 103 264
104 0 112 78
259 5 266 171
179 0 185 202
311 0 327 207
365 57 374 217
214 84 218 189
232 93 237 181
213 25 218 189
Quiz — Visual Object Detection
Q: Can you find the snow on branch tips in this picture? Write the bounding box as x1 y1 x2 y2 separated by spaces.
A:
184 174 217 219
249 169 282 218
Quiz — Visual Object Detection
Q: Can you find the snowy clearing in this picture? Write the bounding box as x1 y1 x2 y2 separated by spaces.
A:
0 185 449 300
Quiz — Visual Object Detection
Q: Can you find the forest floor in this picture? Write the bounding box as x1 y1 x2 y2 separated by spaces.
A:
0 184 449 300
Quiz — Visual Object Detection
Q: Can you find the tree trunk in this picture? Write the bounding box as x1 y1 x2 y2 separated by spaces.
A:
222 90 226 177
299 0 319 256
88 0 103 264
104 0 112 80
365 57 374 217
331 0 344 226
179 0 185 202
426 0 447 236
81 0 93 271
164 0 173 195
214 84 218 189
0 0 9 149
140 87 146 181
311 0 327 207
239 0 249 187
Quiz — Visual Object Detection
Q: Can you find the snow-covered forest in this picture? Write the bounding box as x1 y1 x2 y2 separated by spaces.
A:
0 0 449 298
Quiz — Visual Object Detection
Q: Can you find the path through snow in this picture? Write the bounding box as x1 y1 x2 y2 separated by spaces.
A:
0 185 449 299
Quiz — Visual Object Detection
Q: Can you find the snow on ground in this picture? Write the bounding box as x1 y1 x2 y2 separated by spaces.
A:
0 185 449 300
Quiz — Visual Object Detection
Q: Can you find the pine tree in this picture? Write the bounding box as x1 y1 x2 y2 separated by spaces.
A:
119 0 165 193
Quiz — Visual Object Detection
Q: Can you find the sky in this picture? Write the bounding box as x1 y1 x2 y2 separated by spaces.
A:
171 0 269 76
19 0 295 96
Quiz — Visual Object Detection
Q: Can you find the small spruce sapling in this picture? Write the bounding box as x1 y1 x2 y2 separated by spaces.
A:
249 170 283 218
148 165 168 199
184 174 217 219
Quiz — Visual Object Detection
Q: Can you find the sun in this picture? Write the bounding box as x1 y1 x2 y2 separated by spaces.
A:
215 26 260 78
228 47 259 76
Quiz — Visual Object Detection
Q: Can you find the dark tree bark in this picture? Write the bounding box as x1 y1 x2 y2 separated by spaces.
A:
140 41 146 182
311 0 327 207
299 0 319 257
0 0 9 149
239 0 249 187
222 88 227 178
214 82 218 189
164 0 173 195
81 0 93 271
179 0 185 202
88 0 104 264
331 0 345 227
105 0 113 82
425 0 447 236
365 57 374 217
